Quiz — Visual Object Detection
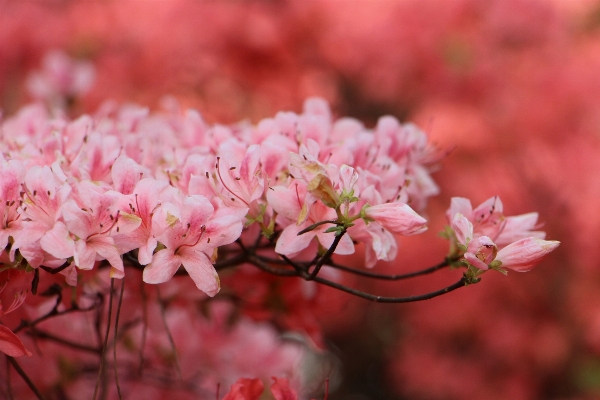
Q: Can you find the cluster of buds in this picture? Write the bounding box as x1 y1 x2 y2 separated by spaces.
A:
444 197 560 282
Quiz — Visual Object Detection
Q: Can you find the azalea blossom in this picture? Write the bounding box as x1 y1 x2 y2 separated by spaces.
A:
143 195 246 296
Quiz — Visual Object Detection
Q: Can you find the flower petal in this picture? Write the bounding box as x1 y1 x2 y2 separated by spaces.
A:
143 249 181 284
179 248 220 297
0 325 31 357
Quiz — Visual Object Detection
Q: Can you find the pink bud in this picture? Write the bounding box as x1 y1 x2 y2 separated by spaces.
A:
451 213 473 245
464 236 497 270
365 202 427 235
496 238 560 272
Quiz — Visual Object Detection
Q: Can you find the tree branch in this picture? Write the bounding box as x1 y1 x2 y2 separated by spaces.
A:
326 259 451 280
7 357 46 400
310 274 468 303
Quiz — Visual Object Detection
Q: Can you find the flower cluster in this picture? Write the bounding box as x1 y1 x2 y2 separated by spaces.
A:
445 197 560 277
0 97 440 297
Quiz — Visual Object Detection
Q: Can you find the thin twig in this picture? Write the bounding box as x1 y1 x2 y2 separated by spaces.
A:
6 357 14 400
214 253 247 271
306 228 346 280
246 255 299 277
138 279 148 377
248 255 469 303
7 357 46 400
157 286 182 380
24 328 99 353
310 275 468 303
326 259 450 280
113 277 126 400
93 278 116 400
297 220 341 236
38 262 71 274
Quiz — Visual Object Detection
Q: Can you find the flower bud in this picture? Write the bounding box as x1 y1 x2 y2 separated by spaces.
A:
496 238 560 272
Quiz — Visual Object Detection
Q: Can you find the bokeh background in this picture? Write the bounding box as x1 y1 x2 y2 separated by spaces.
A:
2 0 600 399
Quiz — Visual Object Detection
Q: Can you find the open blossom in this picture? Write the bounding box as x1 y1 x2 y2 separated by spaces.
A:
113 177 168 265
143 195 247 296
61 181 141 278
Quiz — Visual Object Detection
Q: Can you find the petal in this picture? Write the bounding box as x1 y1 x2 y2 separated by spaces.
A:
223 378 264 400
60 263 78 286
89 236 124 274
496 212 545 246
138 236 158 266
464 252 489 270
446 197 472 222
473 196 503 223
451 213 473 245
74 240 96 270
179 248 219 296
182 195 214 233
266 185 304 221
275 222 315 256
0 325 31 357
270 377 298 400
40 221 75 259
316 229 355 255
111 155 144 194
143 249 181 284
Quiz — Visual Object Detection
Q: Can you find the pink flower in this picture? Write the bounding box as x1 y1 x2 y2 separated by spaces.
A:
211 144 265 212
62 181 140 278
113 178 167 265
143 195 246 296
268 184 353 257
496 238 560 272
12 165 72 265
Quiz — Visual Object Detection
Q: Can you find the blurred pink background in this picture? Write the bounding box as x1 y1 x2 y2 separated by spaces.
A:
2 0 600 399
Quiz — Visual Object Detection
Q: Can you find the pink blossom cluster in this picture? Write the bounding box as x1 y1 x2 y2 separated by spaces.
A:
0 96 441 295
446 196 559 275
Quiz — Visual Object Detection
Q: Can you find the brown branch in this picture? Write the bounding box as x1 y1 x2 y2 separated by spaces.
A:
93 278 115 400
113 277 125 400
7 357 46 400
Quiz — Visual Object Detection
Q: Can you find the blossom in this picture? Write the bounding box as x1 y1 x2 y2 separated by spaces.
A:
142 195 246 296
62 181 140 277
